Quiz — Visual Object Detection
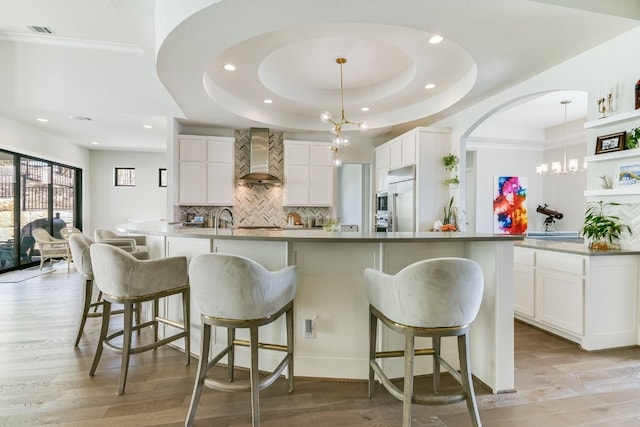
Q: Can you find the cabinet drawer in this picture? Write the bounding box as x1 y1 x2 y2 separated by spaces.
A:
514 247 534 266
537 251 584 275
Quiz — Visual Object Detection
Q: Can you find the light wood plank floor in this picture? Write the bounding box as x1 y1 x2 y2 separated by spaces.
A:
2 263 640 426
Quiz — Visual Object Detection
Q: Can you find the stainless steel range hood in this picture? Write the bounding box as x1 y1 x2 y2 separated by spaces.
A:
237 128 281 186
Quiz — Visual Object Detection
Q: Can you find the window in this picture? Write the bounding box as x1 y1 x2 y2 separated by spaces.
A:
159 168 167 187
115 168 135 186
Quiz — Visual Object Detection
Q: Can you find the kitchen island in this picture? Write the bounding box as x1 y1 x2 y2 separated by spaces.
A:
515 239 640 351
118 221 521 393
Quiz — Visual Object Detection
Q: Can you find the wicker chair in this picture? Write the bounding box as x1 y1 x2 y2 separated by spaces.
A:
32 228 71 271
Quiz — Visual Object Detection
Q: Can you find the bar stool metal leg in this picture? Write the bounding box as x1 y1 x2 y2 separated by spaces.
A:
249 323 260 427
74 278 93 347
368 310 377 399
185 323 211 427
118 302 134 395
403 332 415 427
459 333 481 427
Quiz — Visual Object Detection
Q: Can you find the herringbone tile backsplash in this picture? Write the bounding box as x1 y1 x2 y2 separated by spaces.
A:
176 130 331 227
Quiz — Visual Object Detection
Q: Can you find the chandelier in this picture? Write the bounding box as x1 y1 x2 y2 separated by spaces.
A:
320 57 367 166
536 99 583 175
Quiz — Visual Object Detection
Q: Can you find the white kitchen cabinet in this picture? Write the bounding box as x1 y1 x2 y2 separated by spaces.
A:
513 245 639 350
283 141 334 206
388 133 417 171
178 136 235 206
513 247 535 317
375 144 390 193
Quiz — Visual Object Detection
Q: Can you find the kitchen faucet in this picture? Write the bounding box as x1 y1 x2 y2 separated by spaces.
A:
214 207 234 234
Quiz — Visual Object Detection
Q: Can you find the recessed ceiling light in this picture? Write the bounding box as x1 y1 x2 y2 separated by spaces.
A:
263 99 273 104
429 35 443 44
143 124 152 129
91 141 100 145
224 64 236 71
37 118 48 122
424 83 436 89
361 107 370 112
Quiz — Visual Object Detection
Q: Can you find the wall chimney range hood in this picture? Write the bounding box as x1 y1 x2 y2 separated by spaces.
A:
237 128 281 186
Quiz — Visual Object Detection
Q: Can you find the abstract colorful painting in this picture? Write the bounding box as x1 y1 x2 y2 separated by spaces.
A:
493 176 528 234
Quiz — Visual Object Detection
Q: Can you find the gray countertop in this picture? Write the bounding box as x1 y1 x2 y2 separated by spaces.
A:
516 238 640 256
118 220 523 243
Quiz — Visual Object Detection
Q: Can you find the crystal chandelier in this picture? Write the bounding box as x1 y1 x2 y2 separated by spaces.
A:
320 57 367 166
536 100 583 175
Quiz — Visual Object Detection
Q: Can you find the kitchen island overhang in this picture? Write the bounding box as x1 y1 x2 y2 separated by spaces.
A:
117 221 521 394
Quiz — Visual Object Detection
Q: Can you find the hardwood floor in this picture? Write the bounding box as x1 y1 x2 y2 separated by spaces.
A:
2 263 640 426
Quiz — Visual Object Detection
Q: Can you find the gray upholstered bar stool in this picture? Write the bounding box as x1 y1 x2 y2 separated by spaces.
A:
68 233 147 347
94 227 147 251
365 257 484 427
186 253 297 427
89 243 190 395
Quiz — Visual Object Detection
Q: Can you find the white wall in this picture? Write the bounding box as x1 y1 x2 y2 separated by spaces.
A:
435 26 640 233
0 116 91 225
467 143 544 233
89 150 167 233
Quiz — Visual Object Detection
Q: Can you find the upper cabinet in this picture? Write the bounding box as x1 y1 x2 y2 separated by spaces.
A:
388 132 416 171
283 141 334 206
178 136 235 206
375 144 390 193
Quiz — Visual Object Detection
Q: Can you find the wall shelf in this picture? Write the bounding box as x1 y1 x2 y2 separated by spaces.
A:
584 109 640 130
584 148 640 163
584 187 640 203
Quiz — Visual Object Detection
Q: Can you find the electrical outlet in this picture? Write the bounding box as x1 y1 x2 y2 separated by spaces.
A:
303 318 315 338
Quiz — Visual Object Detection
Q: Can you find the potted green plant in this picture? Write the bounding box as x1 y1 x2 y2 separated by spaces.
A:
627 127 640 149
580 201 631 250
444 176 460 188
442 153 459 171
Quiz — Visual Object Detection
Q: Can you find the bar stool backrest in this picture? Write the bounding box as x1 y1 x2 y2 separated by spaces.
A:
365 257 484 328
69 233 93 276
189 253 297 320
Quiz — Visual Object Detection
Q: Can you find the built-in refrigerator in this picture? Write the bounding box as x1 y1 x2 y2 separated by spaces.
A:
388 165 415 232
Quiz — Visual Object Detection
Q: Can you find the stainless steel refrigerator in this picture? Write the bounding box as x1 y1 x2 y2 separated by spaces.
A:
388 165 415 232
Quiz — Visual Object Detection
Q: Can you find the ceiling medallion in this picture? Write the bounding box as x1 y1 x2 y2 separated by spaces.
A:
320 57 367 166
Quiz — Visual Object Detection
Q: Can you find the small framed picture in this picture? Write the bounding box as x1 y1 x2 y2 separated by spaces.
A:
595 131 626 155
159 168 167 187
617 163 640 188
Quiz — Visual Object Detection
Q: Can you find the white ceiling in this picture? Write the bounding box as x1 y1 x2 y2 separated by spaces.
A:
0 0 638 152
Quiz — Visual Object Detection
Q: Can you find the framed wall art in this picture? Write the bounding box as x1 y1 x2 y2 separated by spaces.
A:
617 163 640 188
595 131 626 155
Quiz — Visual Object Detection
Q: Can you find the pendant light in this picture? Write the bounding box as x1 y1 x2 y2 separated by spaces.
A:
320 57 367 166
536 99 581 175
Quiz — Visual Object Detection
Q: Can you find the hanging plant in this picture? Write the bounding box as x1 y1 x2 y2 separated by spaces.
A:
442 153 459 171
444 176 460 187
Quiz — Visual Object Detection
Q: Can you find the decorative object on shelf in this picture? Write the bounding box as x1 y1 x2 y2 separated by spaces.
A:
442 196 457 231
536 100 582 175
320 57 367 167
617 163 640 188
635 78 640 110
599 175 612 189
598 85 612 119
493 176 528 234
595 131 626 155
580 201 631 250
158 168 167 187
627 127 640 149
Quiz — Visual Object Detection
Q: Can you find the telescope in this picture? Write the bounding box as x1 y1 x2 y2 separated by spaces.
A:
536 204 564 220
536 204 563 231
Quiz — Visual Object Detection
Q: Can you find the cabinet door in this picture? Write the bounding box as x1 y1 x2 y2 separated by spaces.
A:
284 165 309 205
514 263 535 317
207 138 233 162
179 138 206 161
375 144 390 169
310 144 334 166
207 162 234 205
310 165 334 206
401 133 416 166
389 139 402 170
536 268 584 335
178 162 206 204
285 143 309 165
376 167 389 193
